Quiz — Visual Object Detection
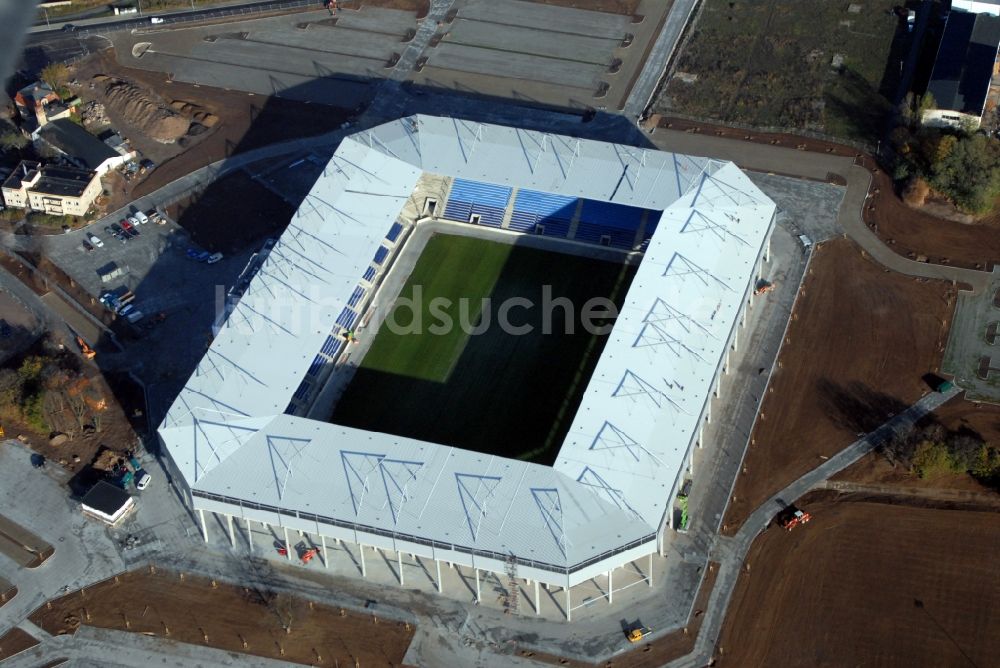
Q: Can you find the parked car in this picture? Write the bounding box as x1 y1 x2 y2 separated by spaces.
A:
125 309 144 323
206 252 224 264
127 215 141 228
82 240 94 252
117 303 134 317
87 233 103 248
133 211 148 225
135 470 152 490
120 219 138 237
106 225 127 243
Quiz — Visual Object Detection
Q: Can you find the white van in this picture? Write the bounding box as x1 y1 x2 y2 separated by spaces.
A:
207 252 224 264
133 211 149 225
798 234 814 251
136 471 152 490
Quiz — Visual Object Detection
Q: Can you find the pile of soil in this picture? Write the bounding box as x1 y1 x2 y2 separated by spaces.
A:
98 76 189 144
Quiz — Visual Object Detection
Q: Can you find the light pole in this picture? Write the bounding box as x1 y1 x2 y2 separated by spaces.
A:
42 7 50 28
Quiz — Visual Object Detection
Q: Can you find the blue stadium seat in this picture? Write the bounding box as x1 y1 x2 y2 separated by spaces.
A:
362 266 376 282
511 189 576 234
320 335 340 357
347 285 364 308
306 354 325 377
385 222 403 242
443 179 512 227
292 381 312 402
336 307 357 330
373 246 389 265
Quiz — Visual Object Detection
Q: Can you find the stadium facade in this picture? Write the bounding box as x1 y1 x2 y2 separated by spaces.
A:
157 115 776 619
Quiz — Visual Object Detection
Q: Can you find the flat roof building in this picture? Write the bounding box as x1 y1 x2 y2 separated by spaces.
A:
80 481 135 525
1 160 101 216
924 10 1000 129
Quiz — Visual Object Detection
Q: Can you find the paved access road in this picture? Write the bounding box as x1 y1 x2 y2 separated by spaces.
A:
667 384 963 668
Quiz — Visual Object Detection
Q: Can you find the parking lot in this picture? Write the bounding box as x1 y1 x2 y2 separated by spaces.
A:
38 210 256 422
413 0 668 110
112 7 418 108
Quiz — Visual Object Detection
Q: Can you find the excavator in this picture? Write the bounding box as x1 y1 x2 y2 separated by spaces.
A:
777 505 812 531
75 336 96 360
627 624 652 643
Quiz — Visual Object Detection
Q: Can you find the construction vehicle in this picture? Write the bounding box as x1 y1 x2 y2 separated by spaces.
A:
777 505 812 531
627 625 652 643
754 279 775 296
75 336 96 360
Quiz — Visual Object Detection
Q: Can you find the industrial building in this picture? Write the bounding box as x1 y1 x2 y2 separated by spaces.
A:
157 115 776 619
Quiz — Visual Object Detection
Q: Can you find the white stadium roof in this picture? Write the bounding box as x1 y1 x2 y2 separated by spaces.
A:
159 115 775 571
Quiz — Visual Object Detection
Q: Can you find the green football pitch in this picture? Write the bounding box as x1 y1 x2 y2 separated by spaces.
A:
331 234 636 464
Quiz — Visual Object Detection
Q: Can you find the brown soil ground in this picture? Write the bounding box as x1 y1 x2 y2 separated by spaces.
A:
30 568 414 666
70 50 355 200
0 577 16 606
520 563 719 667
0 515 54 568
716 497 1000 667
165 171 296 253
722 238 956 535
0 628 38 661
865 168 1000 271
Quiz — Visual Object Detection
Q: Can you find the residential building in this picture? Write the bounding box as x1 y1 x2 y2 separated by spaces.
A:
14 81 59 127
80 481 135 525
1 160 101 216
33 119 132 176
923 10 1000 129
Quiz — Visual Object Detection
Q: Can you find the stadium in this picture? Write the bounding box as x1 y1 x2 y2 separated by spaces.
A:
157 115 776 620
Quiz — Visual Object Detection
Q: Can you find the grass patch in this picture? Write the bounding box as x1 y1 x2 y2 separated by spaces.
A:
658 0 907 142
332 234 636 464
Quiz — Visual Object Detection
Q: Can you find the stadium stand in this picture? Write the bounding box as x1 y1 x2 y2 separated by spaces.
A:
443 179 512 227
362 266 377 282
510 189 576 235
319 334 341 357
373 246 389 265
640 216 659 251
574 199 647 250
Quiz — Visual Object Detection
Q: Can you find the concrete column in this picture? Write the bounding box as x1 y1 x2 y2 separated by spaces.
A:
226 514 235 548
283 526 291 561
648 553 653 587
714 374 721 398
733 327 739 352
198 509 208 543
360 544 367 577
765 236 771 263
607 569 613 604
475 568 481 602
565 581 571 622
706 406 711 425
245 518 253 553
436 559 443 593
534 580 540 615
398 551 404 586
320 534 328 569
698 423 704 448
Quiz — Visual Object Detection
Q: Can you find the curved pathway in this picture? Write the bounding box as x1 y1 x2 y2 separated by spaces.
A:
666 384 962 668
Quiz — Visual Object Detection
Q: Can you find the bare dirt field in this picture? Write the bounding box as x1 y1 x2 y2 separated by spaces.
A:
716 496 1000 667
519 563 718 667
0 627 38 661
865 168 1000 271
722 238 956 534
656 0 908 143
71 50 354 199
165 170 296 253
30 568 415 666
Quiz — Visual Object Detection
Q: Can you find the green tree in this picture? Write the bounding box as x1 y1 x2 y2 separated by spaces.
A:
39 62 69 92
0 130 27 152
911 440 956 478
929 134 1000 214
